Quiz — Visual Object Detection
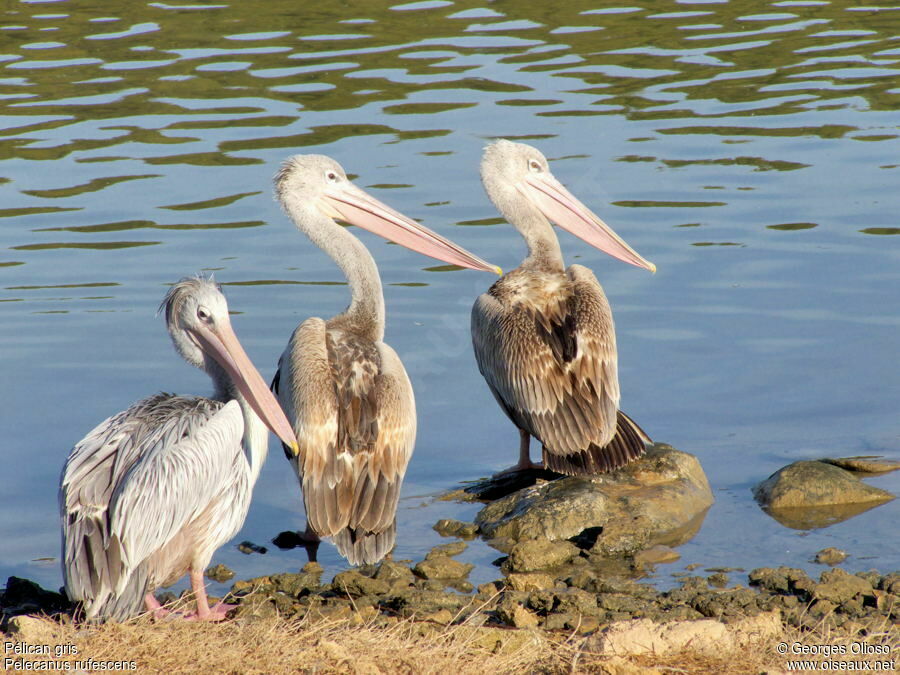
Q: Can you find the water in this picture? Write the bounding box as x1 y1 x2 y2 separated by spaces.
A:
2 1 898 597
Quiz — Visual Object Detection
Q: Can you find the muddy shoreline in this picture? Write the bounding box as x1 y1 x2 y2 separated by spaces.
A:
4 446 897 646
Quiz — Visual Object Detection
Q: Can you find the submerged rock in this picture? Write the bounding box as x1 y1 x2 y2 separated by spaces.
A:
426 541 468 559
474 444 713 553
820 456 900 475
205 563 235 583
814 547 848 566
754 460 894 529
634 545 681 566
432 519 478 538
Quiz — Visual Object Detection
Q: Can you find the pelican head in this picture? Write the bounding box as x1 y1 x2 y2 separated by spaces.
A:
481 139 655 273
275 154 501 275
161 276 298 452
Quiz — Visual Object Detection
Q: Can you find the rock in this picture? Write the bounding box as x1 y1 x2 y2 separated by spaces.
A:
422 608 454 625
754 461 894 510
381 589 470 618
433 519 478 538
475 444 713 554
591 618 728 656
588 611 780 656
413 556 474 580
553 587 600 616
373 560 415 586
814 547 848 566
426 541 467 559
820 456 900 474
232 594 278 621
229 576 274 597
476 581 502 598
506 539 579 572
332 570 390 598
205 563 235 583
748 567 815 598
812 569 873 604
5 615 59 642
0 577 70 616
270 571 322 597
509 604 540 629
634 545 681 566
707 572 729 588
505 573 557 592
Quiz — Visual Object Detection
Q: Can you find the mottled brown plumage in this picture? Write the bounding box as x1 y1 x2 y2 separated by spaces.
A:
272 154 496 565
472 140 655 476
274 318 413 565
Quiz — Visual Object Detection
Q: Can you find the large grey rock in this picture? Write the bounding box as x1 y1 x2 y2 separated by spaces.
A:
754 460 893 529
474 444 712 554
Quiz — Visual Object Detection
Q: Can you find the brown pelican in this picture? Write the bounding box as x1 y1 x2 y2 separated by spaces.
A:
471 139 656 476
271 154 499 565
60 276 298 622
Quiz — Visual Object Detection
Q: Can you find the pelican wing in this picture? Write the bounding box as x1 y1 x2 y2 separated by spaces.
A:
60 394 246 620
332 342 415 565
109 399 248 571
472 264 648 474
275 319 415 565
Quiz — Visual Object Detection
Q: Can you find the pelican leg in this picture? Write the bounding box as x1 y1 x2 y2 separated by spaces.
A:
185 568 234 621
144 593 172 620
493 430 544 476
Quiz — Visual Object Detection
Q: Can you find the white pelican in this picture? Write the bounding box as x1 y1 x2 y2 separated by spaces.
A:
471 139 655 476
271 154 499 566
60 276 298 622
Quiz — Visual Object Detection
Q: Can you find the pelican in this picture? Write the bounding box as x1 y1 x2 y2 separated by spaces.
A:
271 154 499 565
60 276 298 622
471 139 656 476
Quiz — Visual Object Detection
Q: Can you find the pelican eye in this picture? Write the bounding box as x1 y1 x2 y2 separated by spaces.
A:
196 306 212 322
325 170 339 183
528 159 542 172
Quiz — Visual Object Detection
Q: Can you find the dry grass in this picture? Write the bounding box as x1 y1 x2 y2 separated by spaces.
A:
6 610 899 674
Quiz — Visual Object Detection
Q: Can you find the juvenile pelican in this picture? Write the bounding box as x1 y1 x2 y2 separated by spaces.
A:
271 154 498 566
60 277 298 622
472 140 655 476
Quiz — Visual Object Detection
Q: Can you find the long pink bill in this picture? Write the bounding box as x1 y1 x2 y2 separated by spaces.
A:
522 172 656 273
323 182 502 275
190 320 299 453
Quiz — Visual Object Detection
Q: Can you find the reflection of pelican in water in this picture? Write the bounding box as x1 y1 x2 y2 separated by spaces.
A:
61 277 298 622
472 140 656 476
272 154 499 565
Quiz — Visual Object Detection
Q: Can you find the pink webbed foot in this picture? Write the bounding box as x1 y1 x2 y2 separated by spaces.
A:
182 601 237 622
144 593 174 621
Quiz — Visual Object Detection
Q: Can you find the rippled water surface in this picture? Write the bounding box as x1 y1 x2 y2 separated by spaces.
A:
2 1 898 595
